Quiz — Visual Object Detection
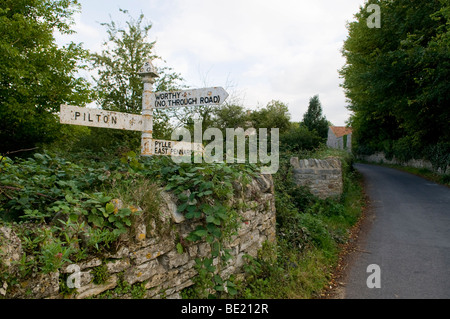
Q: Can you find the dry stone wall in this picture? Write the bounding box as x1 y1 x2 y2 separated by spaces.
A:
290 157 343 199
0 174 276 299
359 152 450 174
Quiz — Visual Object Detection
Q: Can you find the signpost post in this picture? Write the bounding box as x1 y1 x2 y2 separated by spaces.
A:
59 59 228 158
138 60 159 157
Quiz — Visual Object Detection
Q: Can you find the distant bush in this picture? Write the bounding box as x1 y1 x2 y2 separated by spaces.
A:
280 125 323 152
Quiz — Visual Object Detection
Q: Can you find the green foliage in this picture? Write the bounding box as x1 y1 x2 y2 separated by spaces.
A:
0 0 93 154
91 9 155 114
234 147 364 298
92 264 110 285
236 242 334 299
152 157 256 298
280 125 323 152
0 152 106 221
70 128 142 154
278 96 328 153
0 0 370 301
89 9 183 146
129 281 148 299
212 104 250 131
341 0 450 161
302 95 329 139
0 151 143 280
391 136 422 164
39 238 74 273
92 272 147 299
1 148 261 298
182 257 238 299
250 100 291 135
59 272 77 297
425 142 450 174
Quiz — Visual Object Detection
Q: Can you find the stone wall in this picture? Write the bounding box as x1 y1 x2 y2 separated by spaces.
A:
0 174 276 299
359 152 449 174
290 157 343 199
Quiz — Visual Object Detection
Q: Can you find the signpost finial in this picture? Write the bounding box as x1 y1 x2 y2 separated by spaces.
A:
138 60 159 79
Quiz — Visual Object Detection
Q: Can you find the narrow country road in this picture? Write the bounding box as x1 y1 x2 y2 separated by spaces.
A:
342 163 450 299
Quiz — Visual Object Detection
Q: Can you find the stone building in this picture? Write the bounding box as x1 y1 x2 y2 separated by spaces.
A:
327 126 352 152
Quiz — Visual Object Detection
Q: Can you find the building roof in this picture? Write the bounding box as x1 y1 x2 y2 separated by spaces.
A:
329 126 352 138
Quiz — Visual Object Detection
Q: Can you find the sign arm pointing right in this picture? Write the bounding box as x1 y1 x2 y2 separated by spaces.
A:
150 87 229 109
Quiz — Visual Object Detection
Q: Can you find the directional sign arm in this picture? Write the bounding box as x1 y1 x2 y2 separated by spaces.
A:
59 105 144 131
150 139 204 157
150 87 229 109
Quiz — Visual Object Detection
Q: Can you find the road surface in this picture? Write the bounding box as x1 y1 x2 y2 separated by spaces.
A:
342 163 450 299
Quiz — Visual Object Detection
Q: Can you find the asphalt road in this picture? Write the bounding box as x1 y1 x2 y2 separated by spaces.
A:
343 163 450 299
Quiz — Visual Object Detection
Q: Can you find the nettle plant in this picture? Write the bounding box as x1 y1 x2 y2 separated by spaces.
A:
145 155 258 297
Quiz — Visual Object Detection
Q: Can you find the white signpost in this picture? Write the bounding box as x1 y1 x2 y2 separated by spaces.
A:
60 104 144 131
59 59 228 157
150 87 229 109
152 139 204 156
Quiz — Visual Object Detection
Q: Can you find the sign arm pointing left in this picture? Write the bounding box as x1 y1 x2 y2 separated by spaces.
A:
59 105 144 131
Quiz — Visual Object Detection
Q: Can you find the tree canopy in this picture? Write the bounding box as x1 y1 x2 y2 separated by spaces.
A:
340 0 450 170
302 95 329 139
0 0 92 154
90 9 184 143
250 100 291 135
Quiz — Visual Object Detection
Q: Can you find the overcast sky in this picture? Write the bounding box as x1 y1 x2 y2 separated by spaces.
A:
56 0 366 126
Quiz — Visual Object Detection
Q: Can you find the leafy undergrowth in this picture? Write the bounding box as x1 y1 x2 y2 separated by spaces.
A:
0 151 151 281
0 146 364 299
231 147 365 299
0 150 258 298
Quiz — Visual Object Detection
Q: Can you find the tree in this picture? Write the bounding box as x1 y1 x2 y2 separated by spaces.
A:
0 0 92 154
213 104 249 130
90 9 184 143
302 95 329 139
280 125 323 152
91 9 154 114
250 100 291 135
340 0 450 162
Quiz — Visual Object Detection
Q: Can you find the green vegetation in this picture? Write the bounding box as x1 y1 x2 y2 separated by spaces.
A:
0 0 367 300
0 151 150 280
150 157 258 298
0 133 363 300
231 147 364 299
92 264 110 285
341 0 450 173
0 150 259 298
90 271 147 299
302 95 329 140
88 8 183 147
0 0 92 154
0 0 326 157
